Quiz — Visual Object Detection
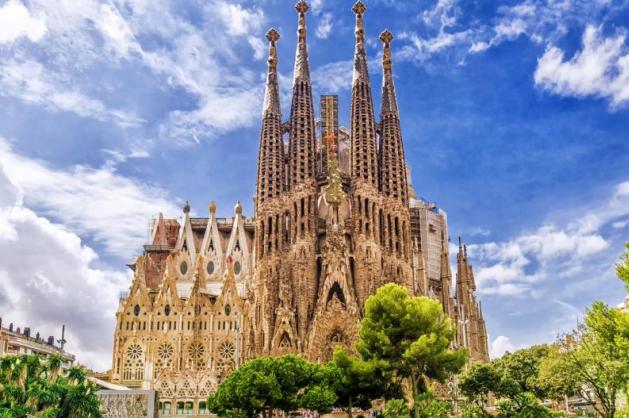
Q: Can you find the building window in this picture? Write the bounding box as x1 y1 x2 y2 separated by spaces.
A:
159 401 172 416
180 261 188 275
164 305 171 316
156 343 174 372
198 401 209 415
224 305 231 316
233 261 241 275
133 304 140 316
123 343 144 381
206 261 214 275
176 401 194 415
186 342 206 370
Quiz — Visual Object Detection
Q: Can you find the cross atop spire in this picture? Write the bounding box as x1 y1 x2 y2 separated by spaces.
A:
295 0 309 15
352 1 367 45
266 27 280 44
380 29 393 45
352 1 366 16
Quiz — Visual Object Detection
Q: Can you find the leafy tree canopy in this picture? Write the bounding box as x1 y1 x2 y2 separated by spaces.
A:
325 348 387 417
207 355 335 418
356 283 467 400
459 362 518 403
496 392 559 418
494 344 550 399
0 354 102 418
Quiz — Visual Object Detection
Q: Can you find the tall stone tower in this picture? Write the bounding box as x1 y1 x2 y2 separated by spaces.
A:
249 0 422 361
110 2 490 415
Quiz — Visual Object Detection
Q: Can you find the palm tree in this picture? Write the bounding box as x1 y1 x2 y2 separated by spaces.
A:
0 354 102 418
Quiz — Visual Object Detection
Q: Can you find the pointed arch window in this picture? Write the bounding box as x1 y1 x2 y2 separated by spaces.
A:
123 343 144 381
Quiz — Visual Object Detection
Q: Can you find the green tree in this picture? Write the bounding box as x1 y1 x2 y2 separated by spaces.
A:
356 283 467 404
495 344 550 399
460 402 491 418
413 393 452 418
207 355 335 418
535 345 581 402
326 348 387 418
0 354 102 418
460 363 502 404
382 398 410 418
617 242 629 289
496 392 559 418
555 301 629 418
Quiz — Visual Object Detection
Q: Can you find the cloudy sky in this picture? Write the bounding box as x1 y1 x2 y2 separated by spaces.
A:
0 0 627 370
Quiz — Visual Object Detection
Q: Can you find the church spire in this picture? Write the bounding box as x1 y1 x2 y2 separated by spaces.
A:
380 30 398 115
350 1 378 188
288 0 316 187
263 28 281 117
378 30 408 204
256 28 285 205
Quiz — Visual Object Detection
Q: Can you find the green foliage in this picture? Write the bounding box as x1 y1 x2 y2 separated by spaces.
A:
412 393 452 418
382 399 410 418
617 242 629 291
496 392 560 418
460 402 491 418
207 355 335 418
535 345 581 401
356 283 467 400
495 345 550 399
326 348 387 416
555 301 629 418
460 362 517 402
0 354 102 418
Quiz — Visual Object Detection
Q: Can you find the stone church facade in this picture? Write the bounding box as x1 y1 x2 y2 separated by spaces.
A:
110 1 489 416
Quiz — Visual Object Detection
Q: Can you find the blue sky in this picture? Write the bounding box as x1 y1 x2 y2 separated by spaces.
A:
0 0 628 369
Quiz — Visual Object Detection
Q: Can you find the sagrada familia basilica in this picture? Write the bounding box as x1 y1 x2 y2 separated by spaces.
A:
109 1 489 415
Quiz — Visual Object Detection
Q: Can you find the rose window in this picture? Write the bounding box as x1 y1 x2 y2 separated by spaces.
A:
187 342 206 369
218 341 235 359
156 343 174 371
127 344 143 359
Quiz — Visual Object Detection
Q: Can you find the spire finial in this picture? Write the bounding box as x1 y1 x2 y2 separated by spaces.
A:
295 0 309 14
352 1 366 43
380 30 393 70
458 236 462 248
209 201 216 215
234 201 242 215
380 29 393 46
292 0 311 84
183 200 191 214
295 1 309 40
266 28 280 70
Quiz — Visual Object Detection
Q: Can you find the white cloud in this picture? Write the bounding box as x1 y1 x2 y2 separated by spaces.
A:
491 335 516 358
613 220 628 229
0 58 143 127
535 26 629 107
471 180 629 296
313 60 353 93
0 0 268 142
0 137 180 258
214 2 264 37
0 0 46 44
316 13 333 39
0 165 127 371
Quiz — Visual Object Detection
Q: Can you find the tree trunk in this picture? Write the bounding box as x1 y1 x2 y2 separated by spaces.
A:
347 396 353 418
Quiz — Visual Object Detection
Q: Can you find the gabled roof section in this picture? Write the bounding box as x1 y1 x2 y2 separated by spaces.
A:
176 201 197 260
225 202 250 259
200 201 223 258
